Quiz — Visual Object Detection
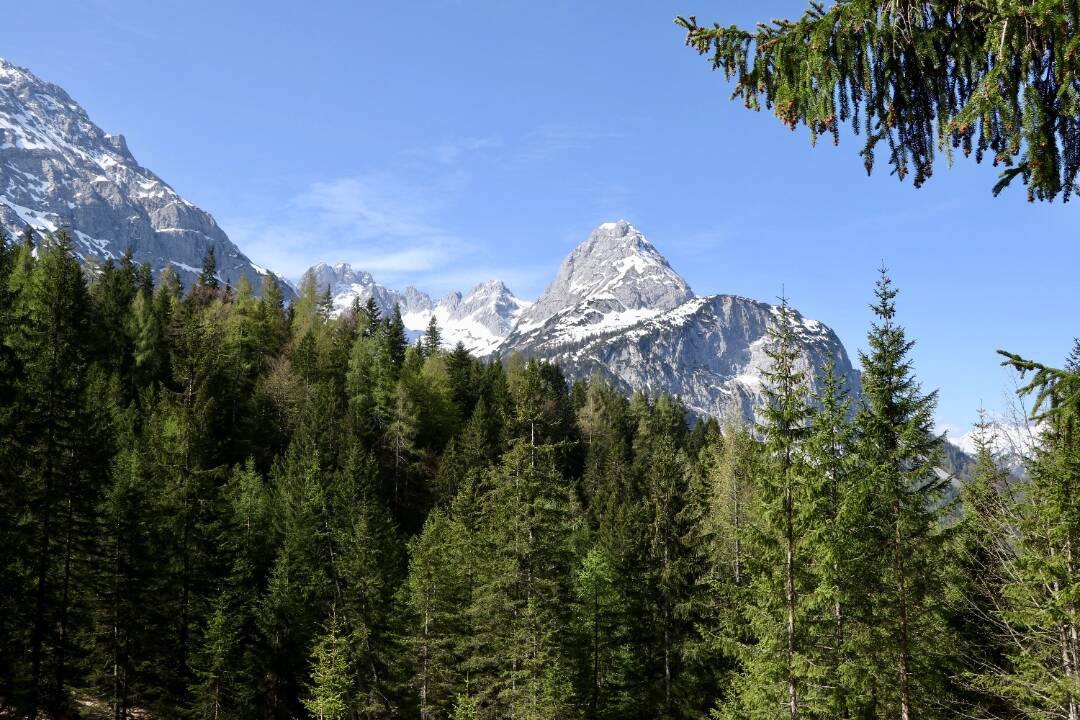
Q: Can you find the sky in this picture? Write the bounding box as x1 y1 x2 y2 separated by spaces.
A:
5 0 1078 434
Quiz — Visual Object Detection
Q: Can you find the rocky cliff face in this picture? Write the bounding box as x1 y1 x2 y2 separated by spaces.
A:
495 222 861 421
0 57 283 294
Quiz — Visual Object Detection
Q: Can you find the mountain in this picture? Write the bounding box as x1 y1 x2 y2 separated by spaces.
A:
506 220 694 353
309 221 860 423
0 57 283 294
306 262 530 356
495 221 861 421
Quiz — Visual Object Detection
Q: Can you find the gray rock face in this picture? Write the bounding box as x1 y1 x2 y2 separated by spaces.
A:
0 57 284 294
496 222 861 421
523 294 861 421
308 262 405 317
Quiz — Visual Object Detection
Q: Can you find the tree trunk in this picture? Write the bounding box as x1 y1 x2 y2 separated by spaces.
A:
785 476 799 720
894 507 912 720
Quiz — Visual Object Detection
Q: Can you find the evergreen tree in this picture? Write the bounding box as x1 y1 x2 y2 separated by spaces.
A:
847 268 950 719
720 296 812 720
6 231 103 715
362 297 382 338
199 246 219 291
466 442 584 719
978 341 1080 717
423 315 442 357
802 358 858 718
386 305 408 370
303 612 353 720
943 411 1016 719
678 1 1080 200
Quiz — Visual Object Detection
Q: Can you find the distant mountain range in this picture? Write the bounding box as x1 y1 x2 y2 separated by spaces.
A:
306 262 531 357
306 220 862 422
0 57 286 295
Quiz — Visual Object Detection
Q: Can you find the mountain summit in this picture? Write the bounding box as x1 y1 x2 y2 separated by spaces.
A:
495 222 861 420
0 57 279 292
510 220 694 348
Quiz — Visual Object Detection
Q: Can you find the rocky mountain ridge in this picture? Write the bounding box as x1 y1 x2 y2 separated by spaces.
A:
0 56 283 294
307 220 861 422
306 262 531 356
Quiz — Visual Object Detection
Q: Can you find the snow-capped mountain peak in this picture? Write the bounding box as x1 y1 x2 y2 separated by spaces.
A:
506 220 694 348
303 263 529 356
0 56 282 294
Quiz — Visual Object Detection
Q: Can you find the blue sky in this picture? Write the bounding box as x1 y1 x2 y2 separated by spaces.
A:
6 0 1078 433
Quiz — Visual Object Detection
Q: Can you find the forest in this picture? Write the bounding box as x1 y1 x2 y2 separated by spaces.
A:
1 228 1079 720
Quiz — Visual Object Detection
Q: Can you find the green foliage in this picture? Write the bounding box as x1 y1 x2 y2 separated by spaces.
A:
678 1 1080 201
5 239 1080 720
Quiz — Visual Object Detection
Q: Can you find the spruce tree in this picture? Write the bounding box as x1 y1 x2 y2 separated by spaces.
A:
303 612 353 720
979 341 1080 717
720 296 812 720
386 304 408 370
802 358 857 718
423 315 442 357
848 268 950 719
6 231 102 715
199 246 219 291
678 1 1080 201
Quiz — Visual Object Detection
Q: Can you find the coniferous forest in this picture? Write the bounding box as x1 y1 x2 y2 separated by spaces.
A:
2 227 1080 720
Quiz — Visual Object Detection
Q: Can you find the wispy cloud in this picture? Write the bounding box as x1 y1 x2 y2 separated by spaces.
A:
223 123 633 296
227 172 471 286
